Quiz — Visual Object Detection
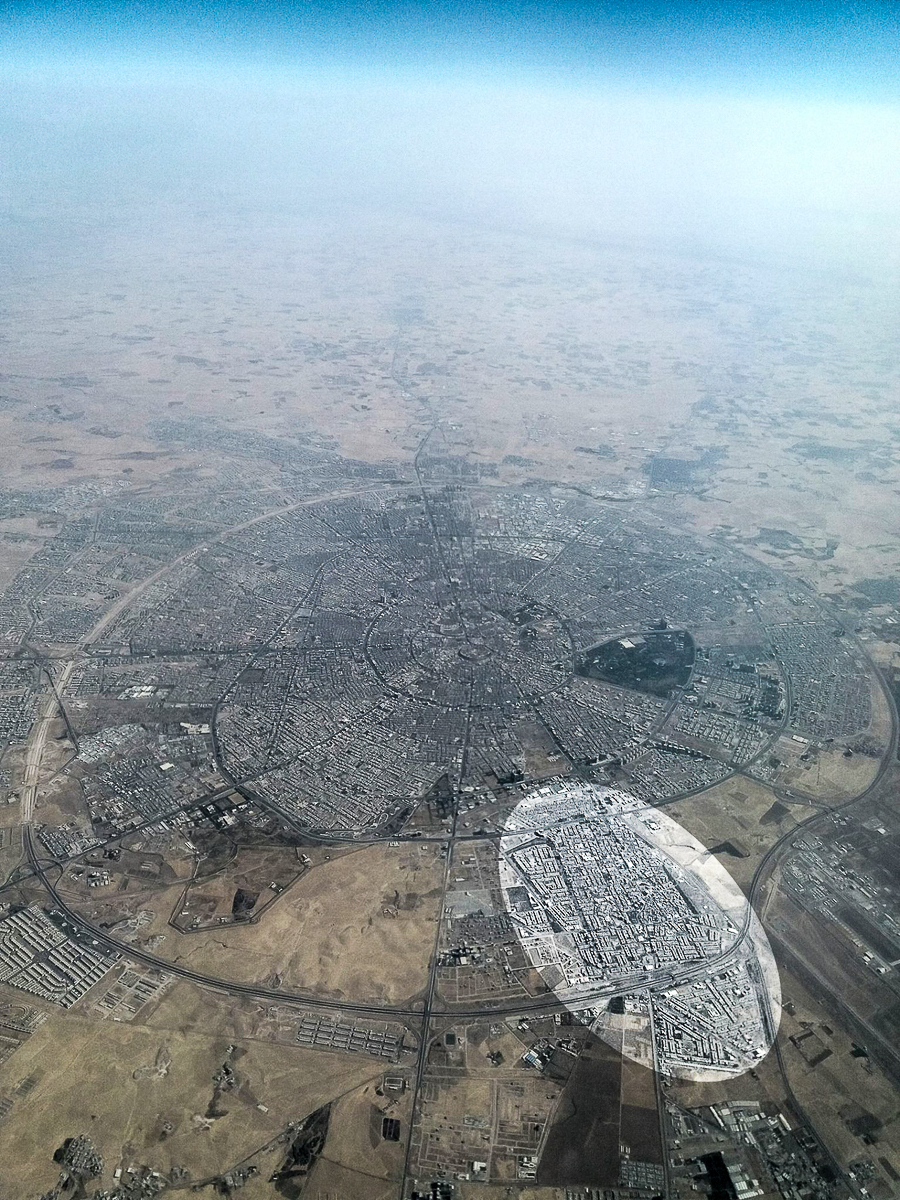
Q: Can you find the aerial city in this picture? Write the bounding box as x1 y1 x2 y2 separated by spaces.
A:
1 2 900 1199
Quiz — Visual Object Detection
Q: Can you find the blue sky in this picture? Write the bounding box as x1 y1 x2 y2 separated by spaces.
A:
4 1 900 101
3 2 899 271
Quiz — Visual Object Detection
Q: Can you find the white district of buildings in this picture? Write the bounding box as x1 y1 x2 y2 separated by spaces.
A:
499 781 781 1081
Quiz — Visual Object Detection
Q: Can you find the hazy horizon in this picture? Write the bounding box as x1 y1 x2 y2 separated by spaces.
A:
3 1 900 275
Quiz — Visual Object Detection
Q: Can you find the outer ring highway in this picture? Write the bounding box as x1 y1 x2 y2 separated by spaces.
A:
9 479 897 1052
15 606 897 1026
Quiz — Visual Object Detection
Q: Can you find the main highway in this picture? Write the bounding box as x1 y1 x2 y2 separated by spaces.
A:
12 586 897 1027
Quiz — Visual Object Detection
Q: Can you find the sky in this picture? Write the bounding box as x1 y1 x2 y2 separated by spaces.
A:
5 1 900 98
2 1 900 270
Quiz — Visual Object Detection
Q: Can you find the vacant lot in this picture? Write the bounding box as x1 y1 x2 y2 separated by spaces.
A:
0 1005 384 1197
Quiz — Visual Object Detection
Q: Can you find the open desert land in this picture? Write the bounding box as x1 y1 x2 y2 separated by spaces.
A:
14 217 897 502
664 774 804 889
6 222 900 639
3 220 716 477
0 804 24 889
0 989 389 1198
301 1078 413 1200
56 839 444 1006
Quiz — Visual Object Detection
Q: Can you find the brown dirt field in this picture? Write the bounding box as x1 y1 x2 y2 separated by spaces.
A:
620 1056 658 1110
457 1188 561 1200
464 1020 530 1072
665 774 800 889
0 1010 383 1197
173 844 303 929
72 841 444 1006
538 1037 622 1188
779 744 882 802
0 805 23 887
306 1157 399 1200
308 1077 412 1195
774 966 900 1184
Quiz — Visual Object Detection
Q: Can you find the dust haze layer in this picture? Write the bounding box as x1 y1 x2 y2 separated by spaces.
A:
3 2 900 275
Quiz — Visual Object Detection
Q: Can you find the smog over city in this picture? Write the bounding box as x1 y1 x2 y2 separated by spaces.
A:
1 3 900 1199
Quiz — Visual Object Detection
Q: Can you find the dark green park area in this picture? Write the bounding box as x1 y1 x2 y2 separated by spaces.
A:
576 630 695 698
